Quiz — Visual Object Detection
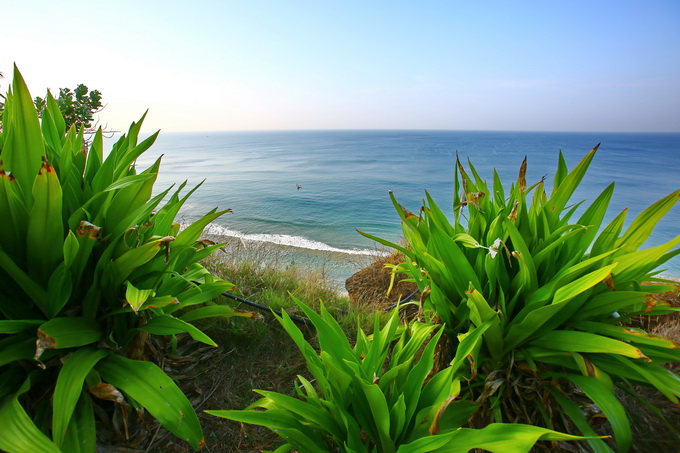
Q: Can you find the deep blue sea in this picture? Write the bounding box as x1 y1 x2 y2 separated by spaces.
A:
132 130 680 281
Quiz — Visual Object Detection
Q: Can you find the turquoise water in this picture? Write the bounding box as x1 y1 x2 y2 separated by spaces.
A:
132 130 680 279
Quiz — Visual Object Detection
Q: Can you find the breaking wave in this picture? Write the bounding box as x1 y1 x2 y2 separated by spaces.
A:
201 223 386 257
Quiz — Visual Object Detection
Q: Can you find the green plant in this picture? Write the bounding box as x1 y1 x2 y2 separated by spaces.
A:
34 83 103 132
361 146 680 452
208 297 587 452
0 65 256 452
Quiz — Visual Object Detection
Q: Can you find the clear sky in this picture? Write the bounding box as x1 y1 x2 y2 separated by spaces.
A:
2 1 679 133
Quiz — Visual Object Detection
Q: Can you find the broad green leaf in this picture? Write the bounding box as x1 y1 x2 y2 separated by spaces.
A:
2 65 44 204
359 380 394 451
553 151 568 190
389 394 407 441
41 92 66 152
37 317 103 354
47 263 73 317
571 291 647 320
592 354 680 403
616 190 680 254
63 230 79 268
166 280 234 311
398 423 587 453
0 336 36 367
569 183 615 256
612 235 680 284
124 281 155 314
528 330 648 360
174 208 231 247
207 409 327 452
548 388 614 453
255 390 341 439
575 321 679 349
591 209 627 259
450 321 492 376
60 389 96 453
137 315 217 347
97 354 204 450
545 145 598 222
106 237 165 288
0 394 61 453
0 162 29 260
550 373 631 453
101 173 156 193
504 264 617 350
0 320 43 334
465 287 503 359
179 304 261 322
53 347 109 447
104 157 161 232
0 248 48 310
83 128 103 182
27 158 64 283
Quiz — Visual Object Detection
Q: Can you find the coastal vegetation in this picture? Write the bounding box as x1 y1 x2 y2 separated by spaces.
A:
0 66 256 452
0 67 678 452
358 149 680 451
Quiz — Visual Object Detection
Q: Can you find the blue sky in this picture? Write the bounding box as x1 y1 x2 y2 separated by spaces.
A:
2 1 679 132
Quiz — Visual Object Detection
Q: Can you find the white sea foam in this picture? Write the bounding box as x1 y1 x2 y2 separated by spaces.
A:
200 223 387 257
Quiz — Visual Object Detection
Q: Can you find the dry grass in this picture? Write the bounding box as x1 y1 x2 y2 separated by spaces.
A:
345 250 418 309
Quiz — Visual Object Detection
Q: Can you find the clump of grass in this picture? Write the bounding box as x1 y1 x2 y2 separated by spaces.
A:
345 248 419 308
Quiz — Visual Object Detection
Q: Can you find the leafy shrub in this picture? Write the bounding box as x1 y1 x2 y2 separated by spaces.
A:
35 83 103 132
208 297 586 452
0 65 255 452
361 146 680 452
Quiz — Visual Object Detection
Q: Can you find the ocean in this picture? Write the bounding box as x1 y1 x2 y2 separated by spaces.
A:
131 130 680 287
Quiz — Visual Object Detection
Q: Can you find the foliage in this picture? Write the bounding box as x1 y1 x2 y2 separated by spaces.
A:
361 146 680 452
34 83 103 132
0 71 4 125
208 297 587 453
0 65 256 452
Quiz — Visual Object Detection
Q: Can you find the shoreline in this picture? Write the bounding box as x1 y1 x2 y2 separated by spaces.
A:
199 229 680 291
201 231 389 293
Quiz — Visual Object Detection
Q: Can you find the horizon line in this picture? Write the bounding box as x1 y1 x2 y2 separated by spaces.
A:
132 127 680 135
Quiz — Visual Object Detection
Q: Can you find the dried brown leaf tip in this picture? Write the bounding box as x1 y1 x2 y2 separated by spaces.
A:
508 200 519 220
457 190 484 211
582 357 598 377
39 156 55 174
34 329 56 367
429 396 457 435
89 382 127 405
76 220 101 239
603 274 616 291
466 354 477 379
518 156 527 191
645 296 658 313
456 154 470 180
400 204 417 220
